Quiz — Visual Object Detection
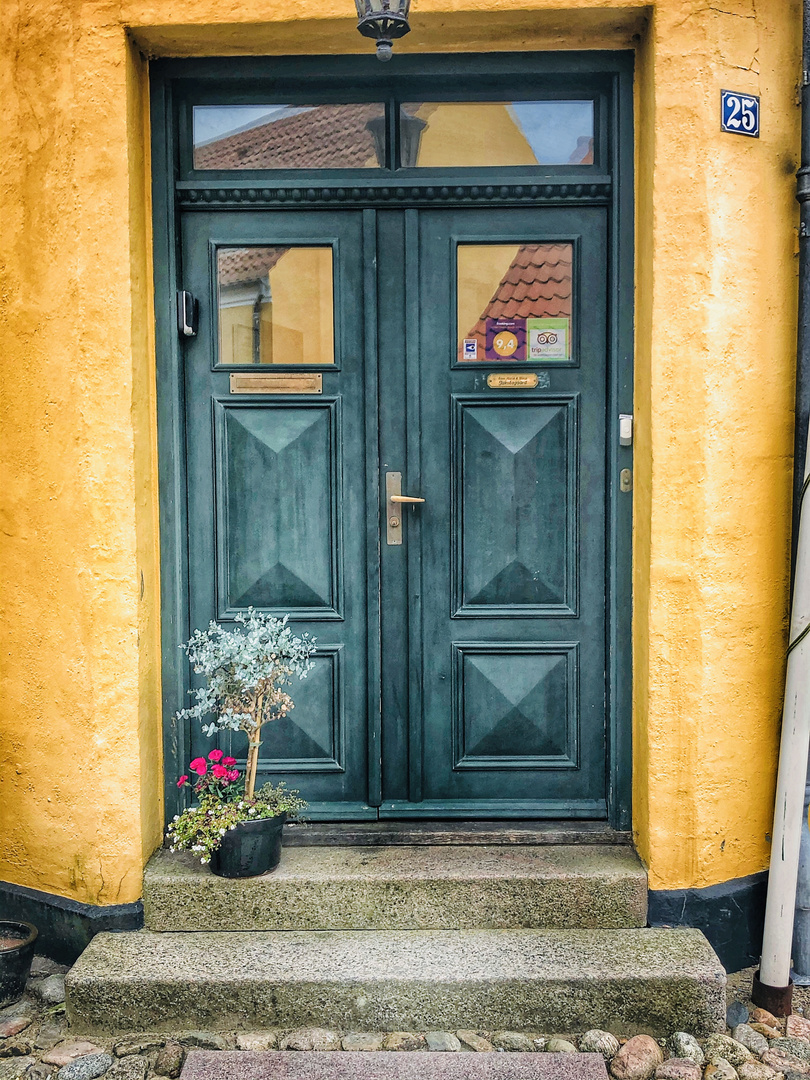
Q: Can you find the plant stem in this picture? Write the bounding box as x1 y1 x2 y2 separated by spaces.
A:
245 692 264 800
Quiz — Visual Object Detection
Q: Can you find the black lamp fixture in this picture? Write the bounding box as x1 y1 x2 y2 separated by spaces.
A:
355 0 411 61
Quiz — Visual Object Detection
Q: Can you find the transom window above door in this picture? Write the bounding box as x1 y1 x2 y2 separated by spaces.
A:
191 99 596 172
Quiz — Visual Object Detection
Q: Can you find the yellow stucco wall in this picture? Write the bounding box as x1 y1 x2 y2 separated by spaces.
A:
631 1 801 890
0 0 800 905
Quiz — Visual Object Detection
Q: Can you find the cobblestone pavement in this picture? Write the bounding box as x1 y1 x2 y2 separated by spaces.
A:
2 958 810 1080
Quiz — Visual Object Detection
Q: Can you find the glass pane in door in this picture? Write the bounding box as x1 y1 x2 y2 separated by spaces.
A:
457 242 573 362
217 246 335 366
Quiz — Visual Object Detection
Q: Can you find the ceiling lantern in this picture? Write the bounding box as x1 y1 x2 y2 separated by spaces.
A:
355 0 411 61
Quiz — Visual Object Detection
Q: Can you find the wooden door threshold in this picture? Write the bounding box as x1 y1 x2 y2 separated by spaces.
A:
284 820 632 846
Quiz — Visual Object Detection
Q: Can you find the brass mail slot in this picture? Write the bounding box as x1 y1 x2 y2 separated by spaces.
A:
229 373 323 395
487 372 539 389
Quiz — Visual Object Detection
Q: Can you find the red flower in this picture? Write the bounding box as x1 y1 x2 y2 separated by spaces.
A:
226 769 239 782
208 749 224 762
211 763 227 779
189 757 207 775
222 756 237 767
176 775 189 788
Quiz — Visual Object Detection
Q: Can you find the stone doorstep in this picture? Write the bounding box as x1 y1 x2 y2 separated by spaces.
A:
180 1052 610 1080
65 927 725 1038
143 844 648 932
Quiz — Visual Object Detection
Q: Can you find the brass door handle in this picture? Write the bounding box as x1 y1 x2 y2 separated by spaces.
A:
385 472 425 545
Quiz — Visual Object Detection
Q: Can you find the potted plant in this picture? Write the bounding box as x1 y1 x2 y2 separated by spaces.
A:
167 609 314 878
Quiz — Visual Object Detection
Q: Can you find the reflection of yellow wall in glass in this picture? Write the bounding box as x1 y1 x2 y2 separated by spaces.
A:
219 300 273 365
217 247 334 365
414 103 536 167
457 244 520 341
269 247 333 365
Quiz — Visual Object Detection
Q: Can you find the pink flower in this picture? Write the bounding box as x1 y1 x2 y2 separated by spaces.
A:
176 775 189 788
226 769 239 782
208 749 224 762
211 764 227 779
222 756 237 767
189 757 207 775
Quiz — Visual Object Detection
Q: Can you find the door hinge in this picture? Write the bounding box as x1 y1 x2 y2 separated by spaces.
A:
177 291 199 338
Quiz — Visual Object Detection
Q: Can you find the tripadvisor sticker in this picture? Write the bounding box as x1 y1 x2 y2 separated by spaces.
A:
527 317 570 362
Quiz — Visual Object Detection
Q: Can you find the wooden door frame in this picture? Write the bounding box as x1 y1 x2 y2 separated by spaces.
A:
150 51 635 828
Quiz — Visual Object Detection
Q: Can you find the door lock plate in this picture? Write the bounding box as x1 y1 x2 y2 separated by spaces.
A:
386 472 403 545
620 468 633 492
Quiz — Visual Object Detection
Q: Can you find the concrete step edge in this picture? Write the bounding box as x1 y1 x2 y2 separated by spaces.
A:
143 845 649 931
66 927 724 1038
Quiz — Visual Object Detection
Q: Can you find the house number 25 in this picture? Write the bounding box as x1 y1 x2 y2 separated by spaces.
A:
721 90 760 138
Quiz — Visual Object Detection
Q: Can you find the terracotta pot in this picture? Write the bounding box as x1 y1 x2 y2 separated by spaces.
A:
0 921 37 1007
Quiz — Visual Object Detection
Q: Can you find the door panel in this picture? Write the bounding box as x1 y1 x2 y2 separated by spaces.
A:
455 395 578 616
182 211 378 816
379 207 608 817
215 399 342 619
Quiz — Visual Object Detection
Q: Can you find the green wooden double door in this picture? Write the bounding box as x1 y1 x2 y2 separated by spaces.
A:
182 203 609 819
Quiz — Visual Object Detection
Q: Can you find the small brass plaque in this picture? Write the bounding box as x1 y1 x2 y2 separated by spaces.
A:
229 373 323 395
486 372 539 389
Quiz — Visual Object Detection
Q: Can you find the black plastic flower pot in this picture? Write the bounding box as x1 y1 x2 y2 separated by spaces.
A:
209 813 286 878
0 921 37 1007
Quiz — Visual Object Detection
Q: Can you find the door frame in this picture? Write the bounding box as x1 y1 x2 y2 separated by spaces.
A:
150 51 635 828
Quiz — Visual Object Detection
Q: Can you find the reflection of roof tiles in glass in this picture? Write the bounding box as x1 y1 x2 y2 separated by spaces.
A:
464 243 572 353
196 104 382 170
218 247 287 289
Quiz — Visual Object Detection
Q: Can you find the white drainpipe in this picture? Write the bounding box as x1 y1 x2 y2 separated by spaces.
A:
754 3 810 1009
756 495 810 1009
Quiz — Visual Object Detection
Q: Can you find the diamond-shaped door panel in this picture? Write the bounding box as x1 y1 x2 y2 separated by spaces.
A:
453 643 578 770
215 401 341 619
222 646 344 775
453 396 577 617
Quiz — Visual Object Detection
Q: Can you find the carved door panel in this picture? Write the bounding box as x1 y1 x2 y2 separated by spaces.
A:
182 211 378 816
378 208 609 816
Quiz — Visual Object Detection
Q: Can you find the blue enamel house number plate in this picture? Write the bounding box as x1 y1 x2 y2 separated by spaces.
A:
721 90 760 138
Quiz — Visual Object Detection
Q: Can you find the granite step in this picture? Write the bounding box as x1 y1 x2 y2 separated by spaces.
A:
181 1052 609 1080
143 844 648 931
66 926 725 1037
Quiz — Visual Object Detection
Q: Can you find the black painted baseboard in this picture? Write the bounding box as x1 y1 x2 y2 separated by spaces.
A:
648 870 767 973
0 880 143 964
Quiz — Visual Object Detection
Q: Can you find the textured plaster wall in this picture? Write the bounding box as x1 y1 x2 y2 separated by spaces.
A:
0 0 800 904
0 8 162 905
631 0 801 890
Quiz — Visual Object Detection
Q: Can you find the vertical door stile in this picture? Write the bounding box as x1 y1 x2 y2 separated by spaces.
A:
608 71 635 832
363 207 383 807
404 208 424 805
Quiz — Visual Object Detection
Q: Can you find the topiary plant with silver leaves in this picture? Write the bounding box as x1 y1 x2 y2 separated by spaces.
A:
177 609 316 801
